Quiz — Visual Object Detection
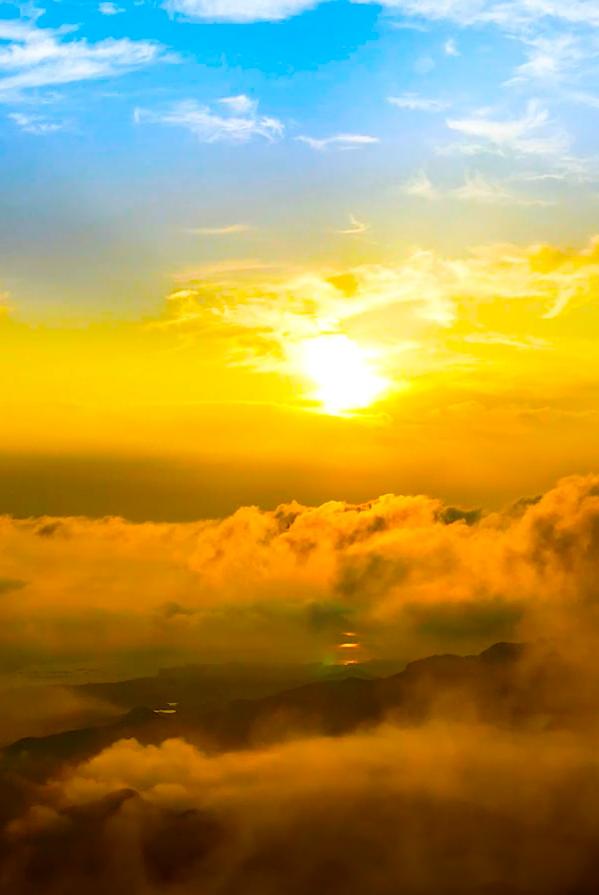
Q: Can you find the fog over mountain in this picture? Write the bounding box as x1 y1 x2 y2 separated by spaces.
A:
5 638 599 893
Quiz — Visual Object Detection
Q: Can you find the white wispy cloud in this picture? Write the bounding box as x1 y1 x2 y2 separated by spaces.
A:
446 101 568 157
388 94 449 112
335 214 370 235
462 331 549 350
506 35 585 86
0 16 167 99
566 91 599 109
8 111 65 134
402 170 440 200
134 98 284 143
371 0 599 30
452 171 554 205
402 169 554 205
185 223 252 235
297 133 380 151
444 38 460 56
165 0 319 22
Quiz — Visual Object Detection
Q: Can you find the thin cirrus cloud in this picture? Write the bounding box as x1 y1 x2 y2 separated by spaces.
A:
185 224 252 235
506 35 586 86
445 101 568 157
388 94 449 112
297 133 380 151
134 97 284 143
8 112 65 135
402 170 554 206
402 170 440 200
335 214 370 235
373 0 599 29
451 171 555 205
0 16 167 98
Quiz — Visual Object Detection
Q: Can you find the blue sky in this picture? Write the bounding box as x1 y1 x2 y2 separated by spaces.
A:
1 0 599 319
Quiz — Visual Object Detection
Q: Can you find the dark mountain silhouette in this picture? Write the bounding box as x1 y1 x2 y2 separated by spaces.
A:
2 641 583 781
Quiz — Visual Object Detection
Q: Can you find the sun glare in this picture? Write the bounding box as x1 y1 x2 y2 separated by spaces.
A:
299 335 389 415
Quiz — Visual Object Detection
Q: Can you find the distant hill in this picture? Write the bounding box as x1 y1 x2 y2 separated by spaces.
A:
5 641 579 781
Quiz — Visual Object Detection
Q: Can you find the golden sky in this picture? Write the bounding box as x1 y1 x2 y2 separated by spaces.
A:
3 236 599 518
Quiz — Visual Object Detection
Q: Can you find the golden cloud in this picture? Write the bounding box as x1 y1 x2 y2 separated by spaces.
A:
1 475 599 667
7 722 599 893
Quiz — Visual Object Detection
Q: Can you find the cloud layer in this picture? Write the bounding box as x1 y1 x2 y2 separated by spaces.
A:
7 720 599 893
1 474 599 671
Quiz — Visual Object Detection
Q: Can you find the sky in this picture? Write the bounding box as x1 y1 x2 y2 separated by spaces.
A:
2 0 599 520
5 4 599 879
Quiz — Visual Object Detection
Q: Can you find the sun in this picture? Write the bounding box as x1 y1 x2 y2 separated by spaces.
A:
298 334 389 415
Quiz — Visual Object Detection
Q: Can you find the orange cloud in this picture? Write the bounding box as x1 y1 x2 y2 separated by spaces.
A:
1 475 599 669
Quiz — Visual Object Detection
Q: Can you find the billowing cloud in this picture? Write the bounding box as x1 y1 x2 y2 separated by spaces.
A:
1 475 599 667
7 720 599 893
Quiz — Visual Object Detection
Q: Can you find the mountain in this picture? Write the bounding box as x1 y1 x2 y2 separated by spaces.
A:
3 641 564 780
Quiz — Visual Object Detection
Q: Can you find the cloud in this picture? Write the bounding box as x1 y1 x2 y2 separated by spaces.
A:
446 101 568 158
451 171 555 205
506 35 585 85
98 2 125 14
9 717 599 893
335 214 370 235
388 94 448 112
8 111 64 134
441 100 592 180
147 0 599 28
371 0 599 30
297 133 380 151
402 170 555 206
217 93 257 115
0 16 168 98
163 235 599 374
165 0 320 22
401 170 440 199
185 223 251 235
444 37 460 56
3 474 599 665
134 98 284 143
